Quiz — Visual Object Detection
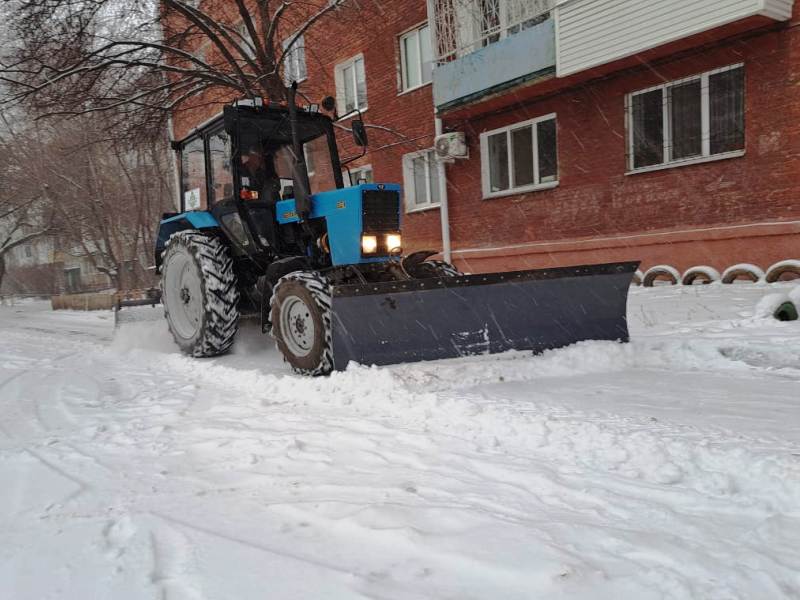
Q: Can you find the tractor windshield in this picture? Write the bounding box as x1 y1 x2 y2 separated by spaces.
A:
235 111 340 200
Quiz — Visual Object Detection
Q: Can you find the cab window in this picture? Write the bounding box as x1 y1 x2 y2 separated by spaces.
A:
181 137 207 210
208 130 233 204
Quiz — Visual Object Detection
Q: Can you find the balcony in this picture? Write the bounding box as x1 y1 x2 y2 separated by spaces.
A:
430 0 555 110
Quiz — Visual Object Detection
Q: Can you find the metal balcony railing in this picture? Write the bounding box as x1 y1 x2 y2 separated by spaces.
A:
431 0 554 63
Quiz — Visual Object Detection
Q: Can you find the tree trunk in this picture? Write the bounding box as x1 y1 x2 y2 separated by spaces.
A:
0 254 6 294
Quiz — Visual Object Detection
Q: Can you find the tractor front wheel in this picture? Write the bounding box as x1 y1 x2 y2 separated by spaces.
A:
161 231 240 357
270 271 333 376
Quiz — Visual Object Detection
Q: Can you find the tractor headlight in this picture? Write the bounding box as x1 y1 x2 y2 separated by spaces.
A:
386 234 402 253
361 235 378 254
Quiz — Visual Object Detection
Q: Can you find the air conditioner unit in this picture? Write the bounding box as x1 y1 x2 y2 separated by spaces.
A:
434 131 468 160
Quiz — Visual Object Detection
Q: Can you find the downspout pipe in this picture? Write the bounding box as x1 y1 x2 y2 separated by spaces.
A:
435 117 452 264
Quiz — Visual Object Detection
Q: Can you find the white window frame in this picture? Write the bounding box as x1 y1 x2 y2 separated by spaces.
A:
282 34 307 85
399 23 433 94
334 54 367 118
626 63 745 175
479 113 558 199
344 164 373 186
402 149 441 212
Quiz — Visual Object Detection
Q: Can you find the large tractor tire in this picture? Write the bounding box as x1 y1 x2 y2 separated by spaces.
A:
160 231 240 357
270 271 334 376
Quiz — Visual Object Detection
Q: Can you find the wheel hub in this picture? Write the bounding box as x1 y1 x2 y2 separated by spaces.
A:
180 287 191 304
280 295 315 357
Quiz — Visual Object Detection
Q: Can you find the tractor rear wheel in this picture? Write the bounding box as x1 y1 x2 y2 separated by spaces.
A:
270 271 333 376
161 231 240 357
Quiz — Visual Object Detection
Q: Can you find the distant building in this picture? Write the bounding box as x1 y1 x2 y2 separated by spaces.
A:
167 0 800 275
2 236 113 296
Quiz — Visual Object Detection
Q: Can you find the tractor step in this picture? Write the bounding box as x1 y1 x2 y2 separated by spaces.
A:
328 261 639 370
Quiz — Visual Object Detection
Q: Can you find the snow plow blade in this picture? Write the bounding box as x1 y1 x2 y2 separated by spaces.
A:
113 289 163 328
329 261 639 370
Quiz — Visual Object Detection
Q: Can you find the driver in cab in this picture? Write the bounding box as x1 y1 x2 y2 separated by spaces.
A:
240 147 281 204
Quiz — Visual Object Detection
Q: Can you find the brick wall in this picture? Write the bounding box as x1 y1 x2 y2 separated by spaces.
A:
442 16 800 273
165 1 799 275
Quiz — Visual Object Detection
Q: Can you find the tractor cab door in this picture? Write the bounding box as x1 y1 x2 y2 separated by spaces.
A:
205 126 271 255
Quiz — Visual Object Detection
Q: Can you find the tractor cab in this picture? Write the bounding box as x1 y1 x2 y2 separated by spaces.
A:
173 100 344 261
163 93 403 275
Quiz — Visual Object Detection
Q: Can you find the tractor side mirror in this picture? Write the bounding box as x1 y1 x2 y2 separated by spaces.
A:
321 96 336 112
352 119 368 147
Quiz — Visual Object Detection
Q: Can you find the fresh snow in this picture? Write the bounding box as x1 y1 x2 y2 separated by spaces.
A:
1 283 800 599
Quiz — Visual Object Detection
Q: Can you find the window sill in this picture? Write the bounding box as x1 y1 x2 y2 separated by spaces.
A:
405 202 441 214
483 180 559 200
625 150 745 175
398 81 432 97
337 107 368 122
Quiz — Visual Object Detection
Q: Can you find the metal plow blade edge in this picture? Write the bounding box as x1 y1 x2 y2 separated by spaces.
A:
328 261 640 371
113 289 164 328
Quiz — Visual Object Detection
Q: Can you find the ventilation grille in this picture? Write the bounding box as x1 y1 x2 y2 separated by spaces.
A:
362 190 400 233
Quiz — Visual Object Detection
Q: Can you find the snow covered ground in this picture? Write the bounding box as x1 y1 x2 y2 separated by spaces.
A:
1 283 799 599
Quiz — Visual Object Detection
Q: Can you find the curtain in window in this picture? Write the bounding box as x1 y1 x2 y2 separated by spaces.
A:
511 126 534 187
355 58 367 108
669 79 702 160
412 156 429 204
488 132 509 191
710 67 745 155
632 89 664 168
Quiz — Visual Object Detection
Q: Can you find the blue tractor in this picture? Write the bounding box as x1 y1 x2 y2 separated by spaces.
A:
155 85 637 375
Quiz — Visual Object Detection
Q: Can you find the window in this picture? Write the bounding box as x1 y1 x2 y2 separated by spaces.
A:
282 34 307 84
403 150 440 211
208 130 233 204
191 41 208 64
64 267 81 293
335 55 367 116
304 144 315 176
400 24 433 92
627 64 744 171
237 22 256 59
180 137 207 210
24 245 32 258
345 165 373 186
480 114 558 198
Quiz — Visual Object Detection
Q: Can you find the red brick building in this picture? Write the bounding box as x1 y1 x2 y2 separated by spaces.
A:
167 0 800 277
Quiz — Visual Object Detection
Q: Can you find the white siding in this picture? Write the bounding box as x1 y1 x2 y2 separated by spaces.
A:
556 0 794 77
762 0 794 18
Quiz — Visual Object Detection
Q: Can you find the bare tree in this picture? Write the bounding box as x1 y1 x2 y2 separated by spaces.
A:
0 0 349 135
0 113 55 290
